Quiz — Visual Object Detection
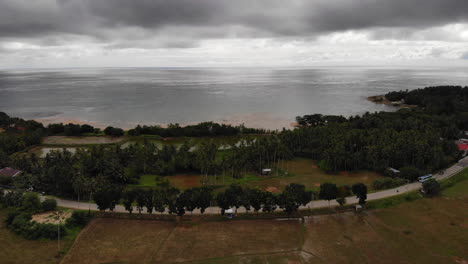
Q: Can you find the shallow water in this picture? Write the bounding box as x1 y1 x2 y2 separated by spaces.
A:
1 67 468 129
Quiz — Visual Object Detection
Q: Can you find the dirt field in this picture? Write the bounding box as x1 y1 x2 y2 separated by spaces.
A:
62 178 468 264
62 219 302 264
42 136 125 145
0 209 66 264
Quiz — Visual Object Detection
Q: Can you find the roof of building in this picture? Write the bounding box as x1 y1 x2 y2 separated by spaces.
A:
0 167 22 177
387 167 400 173
458 143 468 151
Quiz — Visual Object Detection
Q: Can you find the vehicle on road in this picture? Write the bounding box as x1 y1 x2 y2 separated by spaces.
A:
418 174 433 183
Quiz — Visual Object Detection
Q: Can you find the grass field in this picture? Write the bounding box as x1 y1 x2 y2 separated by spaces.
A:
131 158 383 193
0 209 78 264
42 136 125 145
129 174 203 190
243 158 382 192
62 175 468 264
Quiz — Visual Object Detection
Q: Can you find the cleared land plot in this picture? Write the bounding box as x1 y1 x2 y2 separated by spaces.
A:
42 136 125 145
63 219 302 264
129 174 203 190
302 181 468 264
128 159 382 193
243 158 382 192
62 218 175 264
0 209 66 264
64 177 468 264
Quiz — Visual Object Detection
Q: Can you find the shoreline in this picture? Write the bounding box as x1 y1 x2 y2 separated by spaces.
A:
34 112 298 131
367 95 417 109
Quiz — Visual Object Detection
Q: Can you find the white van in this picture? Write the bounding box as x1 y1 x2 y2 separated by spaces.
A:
418 174 433 183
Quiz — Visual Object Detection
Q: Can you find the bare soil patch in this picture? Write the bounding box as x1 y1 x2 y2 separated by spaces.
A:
167 174 203 190
32 211 72 224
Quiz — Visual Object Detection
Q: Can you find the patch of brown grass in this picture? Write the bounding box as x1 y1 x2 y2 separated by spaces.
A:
167 174 202 190
0 209 64 264
61 218 175 264
63 219 302 264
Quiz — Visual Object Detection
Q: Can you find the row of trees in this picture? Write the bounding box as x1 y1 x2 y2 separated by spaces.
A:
92 182 368 216
93 183 314 216
127 122 268 137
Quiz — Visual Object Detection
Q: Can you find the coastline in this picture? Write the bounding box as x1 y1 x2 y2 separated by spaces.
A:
367 95 417 109
34 112 297 131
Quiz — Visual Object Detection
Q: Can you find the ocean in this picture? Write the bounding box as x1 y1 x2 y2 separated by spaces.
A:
1 67 468 129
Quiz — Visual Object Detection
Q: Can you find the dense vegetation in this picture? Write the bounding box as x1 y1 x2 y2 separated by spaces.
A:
0 190 88 240
0 86 466 210
127 122 268 137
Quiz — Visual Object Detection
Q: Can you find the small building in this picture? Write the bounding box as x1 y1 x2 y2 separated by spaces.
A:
0 167 22 178
261 168 272 175
386 167 400 177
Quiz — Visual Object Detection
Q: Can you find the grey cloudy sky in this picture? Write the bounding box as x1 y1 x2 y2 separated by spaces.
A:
1 0 468 68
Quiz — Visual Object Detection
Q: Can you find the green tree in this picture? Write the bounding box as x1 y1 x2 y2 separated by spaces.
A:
262 191 277 212
135 190 146 214
352 183 368 205
194 187 212 214
41 199 57 211
400 166 422 181
122 190 136 214
144 189 155 214
153 189 166 214
277 183 312 214
21 192 41 213
422 179 440 196
247 188 263 213
319 183 338 205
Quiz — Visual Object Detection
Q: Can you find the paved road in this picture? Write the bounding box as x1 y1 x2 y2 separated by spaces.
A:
41 156 468 215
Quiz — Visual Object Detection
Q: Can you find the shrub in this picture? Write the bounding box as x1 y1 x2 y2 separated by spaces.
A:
373 178 406 190
3 191 23 207
7 211 66 240
41 199 57 212
20 193 41 213
66 211 90 227
0 175 13 186
422 179 441 196
318 159 333 173
399 166 423 181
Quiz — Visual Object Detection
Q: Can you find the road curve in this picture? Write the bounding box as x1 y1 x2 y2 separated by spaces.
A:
44 156 468 215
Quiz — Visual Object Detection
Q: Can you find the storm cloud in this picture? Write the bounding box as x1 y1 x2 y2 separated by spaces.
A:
0 0 467 67
0 0 467 41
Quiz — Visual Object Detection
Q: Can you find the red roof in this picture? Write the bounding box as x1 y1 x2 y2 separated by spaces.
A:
458 143 468 151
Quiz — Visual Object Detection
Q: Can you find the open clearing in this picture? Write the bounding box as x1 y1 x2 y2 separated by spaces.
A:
63 177 468 264
131 158 382 193
32 210 72 225
129 174 203 190
243 158 382 192
42 136 125 145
